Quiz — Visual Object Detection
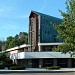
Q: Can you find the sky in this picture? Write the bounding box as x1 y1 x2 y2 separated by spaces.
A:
0 0 66 40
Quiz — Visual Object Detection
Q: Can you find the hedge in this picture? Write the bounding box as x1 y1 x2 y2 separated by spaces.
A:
0 61 5 69
9 66 26 70
46 66 60 70
5 64 18 67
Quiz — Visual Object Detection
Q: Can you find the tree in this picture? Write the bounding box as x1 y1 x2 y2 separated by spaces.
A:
0 53 13 67
4 36 13 49
18 32 28 45
4 32 28 49
0 40 5 51
53 0 75 55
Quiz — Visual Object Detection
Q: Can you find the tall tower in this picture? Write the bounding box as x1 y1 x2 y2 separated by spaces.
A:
29 11 39 51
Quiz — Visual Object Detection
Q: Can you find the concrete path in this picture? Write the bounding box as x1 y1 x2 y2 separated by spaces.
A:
0 72 75 75
0 68 75 74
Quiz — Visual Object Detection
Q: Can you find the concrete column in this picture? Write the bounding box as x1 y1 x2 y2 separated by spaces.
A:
39 46 41 51
12 59 18 64
53 59 57 66
68 58 72 68
24 48 26 52
39 59 43 68
12 59 15 64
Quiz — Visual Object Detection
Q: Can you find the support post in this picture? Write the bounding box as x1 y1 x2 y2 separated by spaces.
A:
53 59 57 66
39 46 41 51
68 58 72 68
39 59 43 68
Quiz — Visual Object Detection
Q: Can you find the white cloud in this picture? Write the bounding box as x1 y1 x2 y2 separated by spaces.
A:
0 6 14 18
0 6 27 19
0 5 29 19
39 0 47 12
1 23 27 30
9 14 29 19
0 8 4 12
20 15 29 19
2 24 18 30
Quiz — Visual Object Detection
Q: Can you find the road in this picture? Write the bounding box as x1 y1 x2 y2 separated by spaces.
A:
0 72 75 75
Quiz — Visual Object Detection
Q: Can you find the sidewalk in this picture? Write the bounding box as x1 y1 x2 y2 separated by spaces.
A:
0 68 75 74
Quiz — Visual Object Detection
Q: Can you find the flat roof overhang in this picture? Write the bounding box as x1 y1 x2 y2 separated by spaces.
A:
5 44 31 52
10 52 72 59
38 43 63 46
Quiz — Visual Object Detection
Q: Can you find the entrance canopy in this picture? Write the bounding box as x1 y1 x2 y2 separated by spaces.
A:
10 52 71 59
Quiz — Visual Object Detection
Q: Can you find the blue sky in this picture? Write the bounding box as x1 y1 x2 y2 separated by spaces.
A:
0 0 66 40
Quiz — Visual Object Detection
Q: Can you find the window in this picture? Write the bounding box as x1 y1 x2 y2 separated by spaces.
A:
54 35 57 42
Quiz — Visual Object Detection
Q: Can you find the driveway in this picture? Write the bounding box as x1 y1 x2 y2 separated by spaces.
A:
0 72 75 75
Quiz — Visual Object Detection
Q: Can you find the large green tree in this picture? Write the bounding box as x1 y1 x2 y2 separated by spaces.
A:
0 53 13 67
0 40 5 51
53 0 75 55
4 32 28 49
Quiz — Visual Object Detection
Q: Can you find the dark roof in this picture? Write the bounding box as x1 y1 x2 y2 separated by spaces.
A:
31 10 62 21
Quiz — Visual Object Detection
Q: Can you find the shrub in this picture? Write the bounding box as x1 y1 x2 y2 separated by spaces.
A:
7 64 18 69
0 61 5 65
9 66 26 70
0 61 5 69
0 53 7 61
5 63 18 67
5 58 13 65
46 66 60 70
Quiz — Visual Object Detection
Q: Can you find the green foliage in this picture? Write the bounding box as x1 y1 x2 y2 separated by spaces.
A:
0 53 7 61
9 66 26 70
0 40 5 51
46 66 60 70
0 61 5 66
5 58 13 67
7 64 18 69
4 32 28 49
0 61 5 69
0 53 13 68
53 0 75 53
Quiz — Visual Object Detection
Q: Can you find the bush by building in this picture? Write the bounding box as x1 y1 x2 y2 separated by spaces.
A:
9 66 26 70
46 66 60 70
0 61 5 69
